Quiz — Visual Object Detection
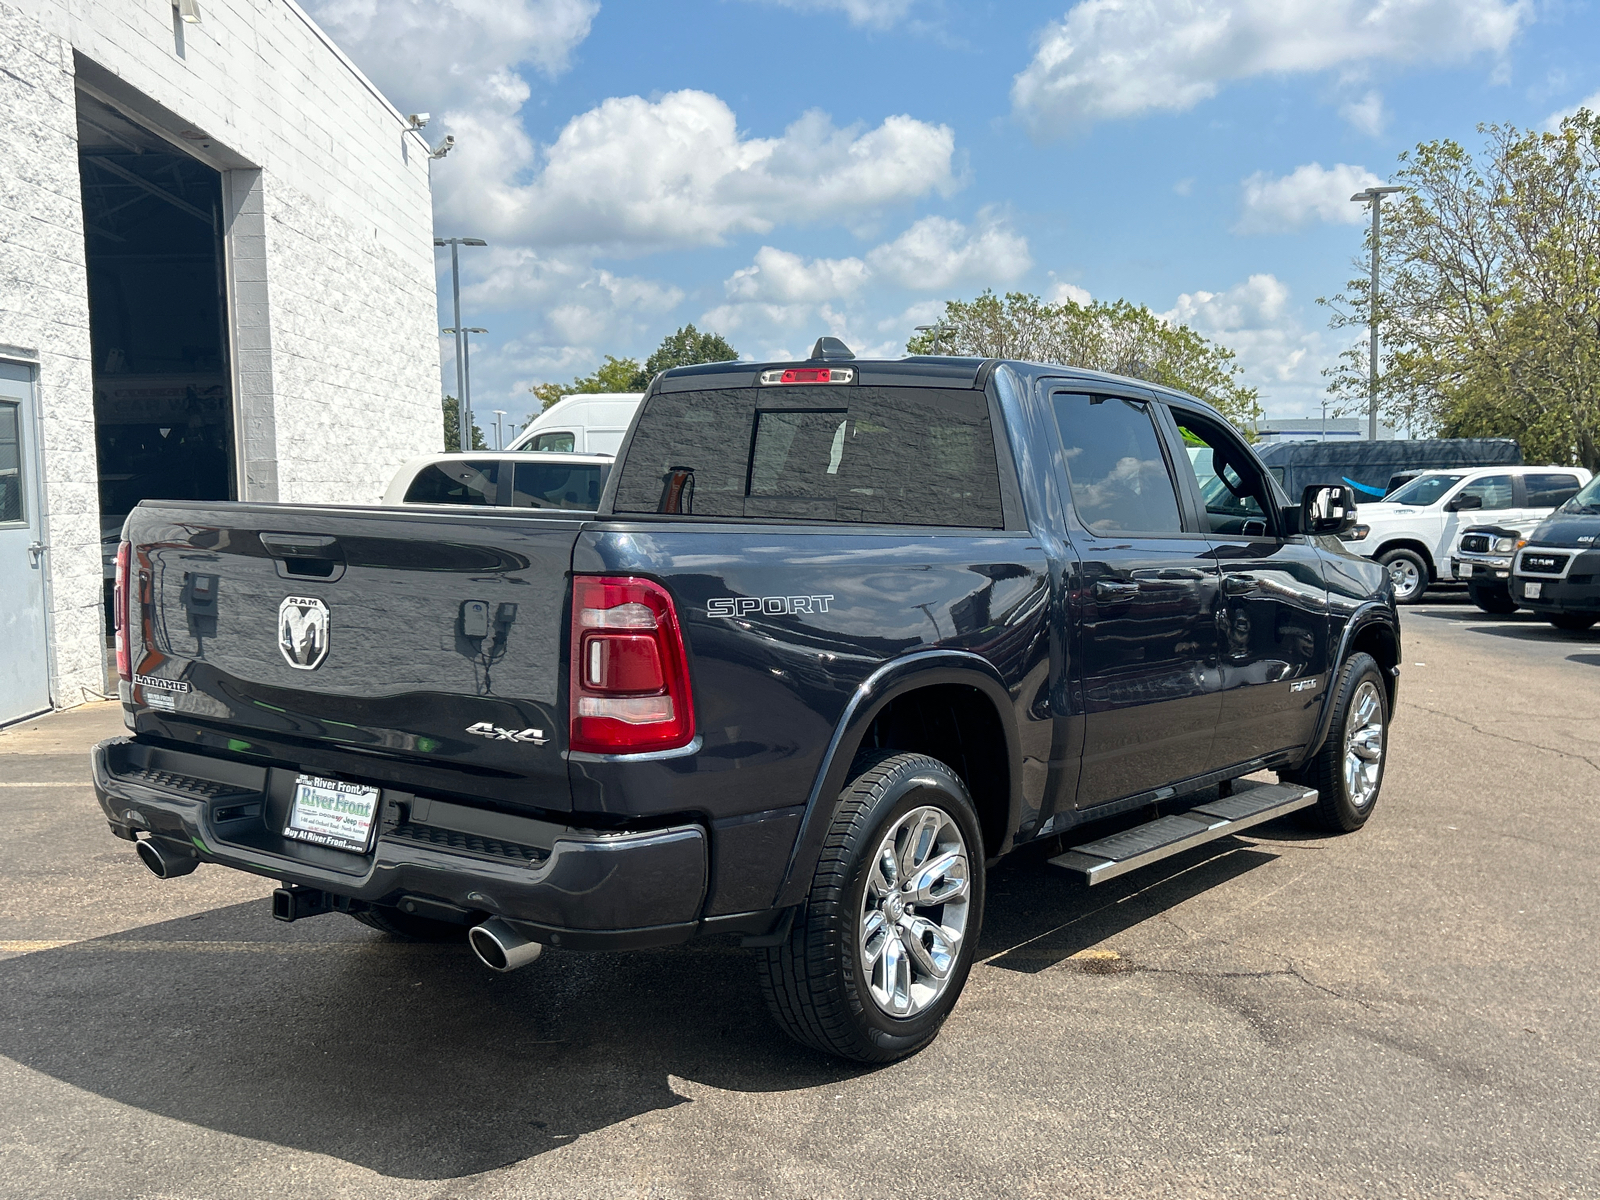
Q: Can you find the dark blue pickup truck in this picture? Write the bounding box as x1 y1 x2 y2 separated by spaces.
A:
96 339 1400 1062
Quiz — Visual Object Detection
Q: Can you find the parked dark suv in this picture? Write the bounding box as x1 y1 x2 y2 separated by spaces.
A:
1511 474 1600 630
95 341 1401 1062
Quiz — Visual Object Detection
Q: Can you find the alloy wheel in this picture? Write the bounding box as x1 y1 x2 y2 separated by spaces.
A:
1343 679 1385 809
1386 558 1421 601
858 805 971 1018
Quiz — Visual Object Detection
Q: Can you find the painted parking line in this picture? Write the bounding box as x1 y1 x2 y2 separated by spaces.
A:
0 939 460 955
0 782 87 788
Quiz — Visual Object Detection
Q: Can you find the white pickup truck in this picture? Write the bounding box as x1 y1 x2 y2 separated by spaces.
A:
1341 465 1592 602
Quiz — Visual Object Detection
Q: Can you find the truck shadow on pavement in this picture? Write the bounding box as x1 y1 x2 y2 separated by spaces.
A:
0 837 1280 1179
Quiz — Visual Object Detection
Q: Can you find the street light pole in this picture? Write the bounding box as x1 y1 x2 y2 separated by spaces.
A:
1349 186 1403 441
441 325 488 449
433 236 486 452
493 410 506 450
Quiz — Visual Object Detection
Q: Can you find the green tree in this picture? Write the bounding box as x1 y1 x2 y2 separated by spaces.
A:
642 323 739 379
441 395 486 452
906 291 1262 434
529 354 644 412
1322 110 1600 470
527 325 739 413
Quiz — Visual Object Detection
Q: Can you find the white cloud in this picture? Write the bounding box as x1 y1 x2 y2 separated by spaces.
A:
452 91 957 253
1339 89 1388 136
1164 274 1326 414
1545 89 1600 131
1236 162 1384 234
865 215 1033 289
706 213 1030 343
1012 0 1529 137
726 247 872 304
737 0 919 27
1049 280 1092 305
301 0 597 110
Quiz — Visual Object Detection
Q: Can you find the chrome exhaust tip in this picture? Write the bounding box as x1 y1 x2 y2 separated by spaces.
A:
468 918 544 972
136 837 199 879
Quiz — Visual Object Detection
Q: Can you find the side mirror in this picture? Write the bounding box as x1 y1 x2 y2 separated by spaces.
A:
1445 493 1483 512
1300 484 1358 536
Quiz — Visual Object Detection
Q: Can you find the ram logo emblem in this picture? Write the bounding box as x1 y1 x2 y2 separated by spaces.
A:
278 596 330 670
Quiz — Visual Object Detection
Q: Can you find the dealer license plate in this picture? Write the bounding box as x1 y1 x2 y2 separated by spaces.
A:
1525 581 1542 599
1456 561 1475 580
284 774 380 853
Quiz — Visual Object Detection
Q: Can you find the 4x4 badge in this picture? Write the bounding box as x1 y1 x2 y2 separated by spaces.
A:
466 721 547 745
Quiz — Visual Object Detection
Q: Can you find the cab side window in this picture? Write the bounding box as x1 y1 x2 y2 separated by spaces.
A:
1171 414 1274 536
1456 474 1513 511
1526 473 1581 507
530 431 575 453
1050 393 1183 534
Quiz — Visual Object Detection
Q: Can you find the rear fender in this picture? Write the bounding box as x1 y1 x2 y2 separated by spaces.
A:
771 650 1021 909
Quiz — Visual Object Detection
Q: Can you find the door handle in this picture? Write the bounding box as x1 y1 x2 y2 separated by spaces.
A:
27 540 46 567
1093 580 1141 602
1222 574 1259 596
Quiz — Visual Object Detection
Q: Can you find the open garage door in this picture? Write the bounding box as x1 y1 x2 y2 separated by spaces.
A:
77 90 235 633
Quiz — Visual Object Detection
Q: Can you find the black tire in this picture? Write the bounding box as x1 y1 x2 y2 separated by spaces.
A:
1285 652 1389 833
1378 548 1429 604
756 752 985 1064
351 906 469 942
1548 612 1599 631
1469 584 1518 615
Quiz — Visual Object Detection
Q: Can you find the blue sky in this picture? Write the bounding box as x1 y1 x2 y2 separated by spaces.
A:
303 0 1600 431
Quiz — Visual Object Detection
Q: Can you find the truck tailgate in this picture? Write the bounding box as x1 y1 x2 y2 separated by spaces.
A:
123 502 582 812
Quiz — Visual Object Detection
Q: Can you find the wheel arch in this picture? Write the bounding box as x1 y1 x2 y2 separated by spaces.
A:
1292 603 1400 770
771 651 1021 909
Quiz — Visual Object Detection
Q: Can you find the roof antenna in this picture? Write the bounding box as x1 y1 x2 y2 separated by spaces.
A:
808 336 855 361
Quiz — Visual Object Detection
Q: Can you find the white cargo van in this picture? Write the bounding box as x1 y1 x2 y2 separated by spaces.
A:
508 393 643 456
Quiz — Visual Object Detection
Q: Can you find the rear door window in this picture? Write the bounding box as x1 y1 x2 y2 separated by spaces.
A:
512 461 605 509
613 386 1003 527
403 460 500 505
1049 393 1183 534
1525 473 1582 507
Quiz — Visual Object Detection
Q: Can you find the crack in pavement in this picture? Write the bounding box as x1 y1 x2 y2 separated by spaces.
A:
1405 702 1600 772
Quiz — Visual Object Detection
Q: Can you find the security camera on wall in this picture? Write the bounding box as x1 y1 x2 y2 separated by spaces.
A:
429 134 455 160
407 113 430 129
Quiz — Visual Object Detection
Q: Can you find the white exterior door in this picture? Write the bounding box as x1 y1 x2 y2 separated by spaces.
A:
0 365 52 723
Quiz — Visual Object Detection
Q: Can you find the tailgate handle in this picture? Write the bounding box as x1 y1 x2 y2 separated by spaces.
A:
261 533 340 559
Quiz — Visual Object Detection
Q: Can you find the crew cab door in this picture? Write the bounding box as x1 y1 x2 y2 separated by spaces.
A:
1165 405 1330 766
1047 390 1223 809
1515 473 1585 533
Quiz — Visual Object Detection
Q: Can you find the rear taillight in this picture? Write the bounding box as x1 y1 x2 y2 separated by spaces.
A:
569 576 694 754
113 540 132 682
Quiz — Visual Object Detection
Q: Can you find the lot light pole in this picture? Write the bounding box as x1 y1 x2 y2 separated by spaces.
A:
1349 186 1403 441
440 325 488 451
434 237 487 452
914 323 951 354
492 410 507 450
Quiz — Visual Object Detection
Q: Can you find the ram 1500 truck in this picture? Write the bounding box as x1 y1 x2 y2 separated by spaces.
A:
95 340 1401 1063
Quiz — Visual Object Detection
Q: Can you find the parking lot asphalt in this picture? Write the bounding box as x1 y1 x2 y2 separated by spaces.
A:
1 596 1597 1199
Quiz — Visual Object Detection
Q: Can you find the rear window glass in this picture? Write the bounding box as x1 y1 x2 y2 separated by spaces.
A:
1526 473 1581 507
512 461 606 509
403 461 499 505
1050 393 1183 534
613 386 1003 528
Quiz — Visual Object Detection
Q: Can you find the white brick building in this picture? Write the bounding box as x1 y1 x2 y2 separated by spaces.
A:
0 0 443 723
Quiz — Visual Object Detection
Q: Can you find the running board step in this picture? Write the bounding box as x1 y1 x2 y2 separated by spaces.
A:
1048 782 1317 886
